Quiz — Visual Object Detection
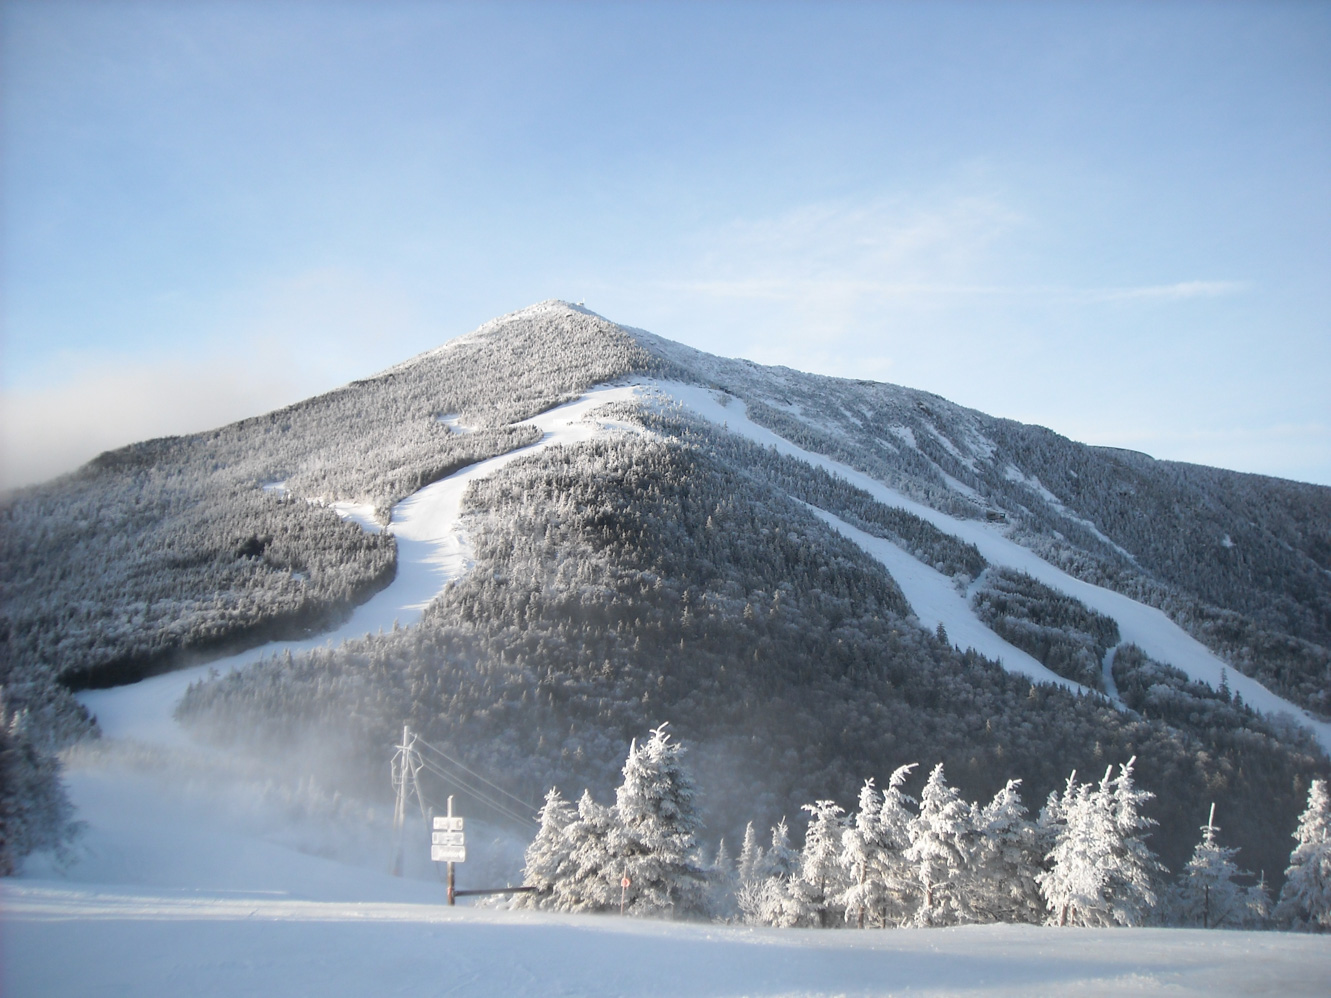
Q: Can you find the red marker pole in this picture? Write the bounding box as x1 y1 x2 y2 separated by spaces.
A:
620 873 630 916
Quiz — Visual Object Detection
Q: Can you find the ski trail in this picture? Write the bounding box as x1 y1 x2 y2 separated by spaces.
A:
644 379 1331 755
804 505 1078 691
77 384 643 748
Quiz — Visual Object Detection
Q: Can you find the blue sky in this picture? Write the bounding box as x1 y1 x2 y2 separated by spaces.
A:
3 0 1328 488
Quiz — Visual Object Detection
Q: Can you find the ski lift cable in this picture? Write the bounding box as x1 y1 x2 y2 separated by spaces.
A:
415 755 538 829
412 735 537 812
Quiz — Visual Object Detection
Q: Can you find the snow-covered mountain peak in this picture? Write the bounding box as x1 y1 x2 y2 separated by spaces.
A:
3 300 1329 913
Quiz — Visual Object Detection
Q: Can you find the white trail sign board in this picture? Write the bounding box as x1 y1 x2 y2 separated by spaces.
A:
432 814 466 863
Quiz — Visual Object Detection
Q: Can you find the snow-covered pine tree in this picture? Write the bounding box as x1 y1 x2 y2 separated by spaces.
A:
706 838 738 920
608 723 707 918
796 800 849 927
735 818 802 927
554 789 616 912
737 821 766 886
876 763 921 925
1173 803 1253 928
1037 772 1103 926
1243 871 1272 928
841 779 887 929
515 787 576 910
0 703 78 875
838 764 919 928
768 817 800 879
1275 779 1331 931
1037 759 1162 927
905 763 974 926
1102 757 1163 926
971 779 1043 924
1034 774 1073 874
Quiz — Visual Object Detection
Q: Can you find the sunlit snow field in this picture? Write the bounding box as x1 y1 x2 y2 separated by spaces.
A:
5 381 1330 997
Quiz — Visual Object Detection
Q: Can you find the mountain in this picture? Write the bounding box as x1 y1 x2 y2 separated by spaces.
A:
2 299 1329 885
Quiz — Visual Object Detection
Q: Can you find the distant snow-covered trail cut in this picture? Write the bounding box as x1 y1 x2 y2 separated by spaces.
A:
78 383 643 747
642 380 1331 755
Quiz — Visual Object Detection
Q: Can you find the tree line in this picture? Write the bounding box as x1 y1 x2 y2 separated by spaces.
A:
517 725 1331 932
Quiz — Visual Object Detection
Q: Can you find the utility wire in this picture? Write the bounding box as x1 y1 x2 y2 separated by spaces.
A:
413 735 538 814
415 754 538 830
417 758 534 830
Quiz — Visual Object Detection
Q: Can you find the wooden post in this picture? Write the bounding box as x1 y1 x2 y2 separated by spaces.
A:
447 795 456 906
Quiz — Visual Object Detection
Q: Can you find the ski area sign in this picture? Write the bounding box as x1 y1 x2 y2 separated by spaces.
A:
431 815 466 863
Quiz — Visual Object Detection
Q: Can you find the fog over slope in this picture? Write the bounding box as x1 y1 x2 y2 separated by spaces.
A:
2 300 1328 886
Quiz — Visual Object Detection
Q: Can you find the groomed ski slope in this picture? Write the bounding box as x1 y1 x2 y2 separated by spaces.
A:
644 380 1331 755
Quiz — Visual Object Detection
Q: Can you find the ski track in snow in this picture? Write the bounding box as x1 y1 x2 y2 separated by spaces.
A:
640 380 1331 755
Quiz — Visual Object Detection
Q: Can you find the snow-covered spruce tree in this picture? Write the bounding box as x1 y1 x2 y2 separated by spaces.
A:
841 779 888 929
971 779 1043 924
1244 872 1272 927
1103 758 1165 926
767 817 800 880
551 789 616 913
1275 779 1331 931
0 703 78 875
905 763 975 926
514 788 576 910
1173 803 1259 929
706 838 738 920
736 817 805 927
1037 759 1163 927
608 724 707 918
737 821 765 886
796 800 850 927
876 763 922 925
840 764 918 928
1037 773 1103 926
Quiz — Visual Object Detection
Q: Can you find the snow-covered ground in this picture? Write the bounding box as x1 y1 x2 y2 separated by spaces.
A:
9 378 1331 997
642 380 1331 755
6 874 1329 996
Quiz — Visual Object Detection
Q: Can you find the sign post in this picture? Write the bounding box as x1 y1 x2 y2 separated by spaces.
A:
432 795 466 905
620 872 631 915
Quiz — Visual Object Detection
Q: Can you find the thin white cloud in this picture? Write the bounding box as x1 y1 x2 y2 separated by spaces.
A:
0 267 435 490
1080 280 1251 303
673 276 1250 305
658 197 1249 309
0 358 300 490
